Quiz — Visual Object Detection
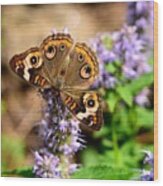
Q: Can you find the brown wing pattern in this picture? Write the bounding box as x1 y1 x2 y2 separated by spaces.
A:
60 91 103 130
9 47 50 88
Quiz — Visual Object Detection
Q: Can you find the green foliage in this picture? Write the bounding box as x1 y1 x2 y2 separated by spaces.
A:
117 86 133 106
72 165 139 180
2 167 34 178
2 135 26 171
134 106 154 128
105 72 153 111
106 63 117 74
81 147 100 166
77 59 154 179
106 91 119 112
127 73 153 95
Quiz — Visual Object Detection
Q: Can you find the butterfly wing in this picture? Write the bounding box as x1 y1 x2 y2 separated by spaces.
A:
62 42 99 90
60 91 103 130
9 33 74 89
9 47 50 88
40 33 74 86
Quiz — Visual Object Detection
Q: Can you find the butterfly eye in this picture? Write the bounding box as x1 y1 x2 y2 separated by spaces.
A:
29 54 43 68
78 53 84 62
59 43 66 52
80 64 92 79
44 45 56 60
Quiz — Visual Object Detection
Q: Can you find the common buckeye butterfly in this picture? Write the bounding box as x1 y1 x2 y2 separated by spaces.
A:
9 31 103 130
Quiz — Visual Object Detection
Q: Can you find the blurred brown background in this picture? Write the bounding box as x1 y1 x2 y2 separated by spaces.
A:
1 3 127 170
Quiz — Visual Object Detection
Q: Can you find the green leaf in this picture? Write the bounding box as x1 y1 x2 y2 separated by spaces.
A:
115 73 153 106
105 63 117 73
120 141 144 168
135 107 154 128
117 86 133 107
2 167 34 178
93 125 109 138
72 165 138 180
106 92 119 112
102 139 113 148
114 60 122 68
118 107 133 135
128 73 154 95
81 148 100 166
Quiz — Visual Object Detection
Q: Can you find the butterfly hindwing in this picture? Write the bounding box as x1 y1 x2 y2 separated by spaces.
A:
60 90 103 130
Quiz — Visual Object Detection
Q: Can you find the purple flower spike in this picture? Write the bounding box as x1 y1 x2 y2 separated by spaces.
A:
33 150 60 178
68 164 79 174
33 88 84 178
140 150 154 181
135 88 151 107
91 23 152 89
143 150 154 166
141 169 154 181
127 1 154 48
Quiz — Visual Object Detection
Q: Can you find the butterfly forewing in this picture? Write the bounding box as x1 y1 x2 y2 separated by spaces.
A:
62 42 99 90
40 33 74 87
9 47 50 88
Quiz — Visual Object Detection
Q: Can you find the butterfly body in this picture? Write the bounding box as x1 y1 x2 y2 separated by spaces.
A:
10 32 103 130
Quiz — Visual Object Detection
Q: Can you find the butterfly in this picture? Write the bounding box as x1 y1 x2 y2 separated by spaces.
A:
9 32 103 130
